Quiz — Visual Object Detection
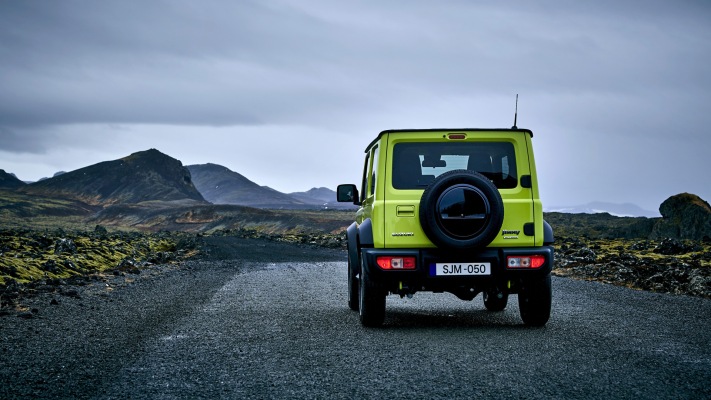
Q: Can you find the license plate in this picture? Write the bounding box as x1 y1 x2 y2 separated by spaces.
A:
432 262 491 276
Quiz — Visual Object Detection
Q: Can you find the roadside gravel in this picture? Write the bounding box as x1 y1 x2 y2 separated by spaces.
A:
1 236 709 399
0 237 344 399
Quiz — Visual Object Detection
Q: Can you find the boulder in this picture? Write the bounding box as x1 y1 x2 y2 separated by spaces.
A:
650 193 711 241
54 238 77 255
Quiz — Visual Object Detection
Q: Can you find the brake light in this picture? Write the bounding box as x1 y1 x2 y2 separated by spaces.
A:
376 256 416 270
507 255 545 269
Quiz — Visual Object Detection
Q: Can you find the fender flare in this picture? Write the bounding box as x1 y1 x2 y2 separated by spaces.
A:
358 218 374 247
346 222 360 275
543 220 555 245
346 219 374 276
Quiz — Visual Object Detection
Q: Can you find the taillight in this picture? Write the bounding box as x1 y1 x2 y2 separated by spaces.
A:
376 256 416 270
507 255 545 269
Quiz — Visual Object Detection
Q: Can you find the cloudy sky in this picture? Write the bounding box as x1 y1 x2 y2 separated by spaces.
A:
1 0 709 213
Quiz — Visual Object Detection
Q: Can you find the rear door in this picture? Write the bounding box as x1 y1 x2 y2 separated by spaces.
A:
383 130 537 248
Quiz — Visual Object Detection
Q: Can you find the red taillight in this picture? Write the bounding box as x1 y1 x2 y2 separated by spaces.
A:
506 255 545 269
376 256 416 270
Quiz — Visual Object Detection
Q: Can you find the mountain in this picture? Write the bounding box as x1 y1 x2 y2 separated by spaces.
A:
0 169 26 189
187 163 308 208
20 149 205 206
545 201 659 218
288 187 336 205
288 187 356 209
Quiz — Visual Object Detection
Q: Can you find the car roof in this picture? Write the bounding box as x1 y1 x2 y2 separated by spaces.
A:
364 128 534 153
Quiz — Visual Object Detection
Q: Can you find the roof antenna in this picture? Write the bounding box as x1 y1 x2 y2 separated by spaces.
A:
511 94 519 129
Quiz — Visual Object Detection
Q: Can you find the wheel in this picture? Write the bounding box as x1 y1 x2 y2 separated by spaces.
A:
347 242 359 311
483 289 508 311
359 261 386 327
518 274 552 326
419 170 504 249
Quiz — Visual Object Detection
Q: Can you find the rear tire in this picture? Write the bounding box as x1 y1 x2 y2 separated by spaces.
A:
518 274 552 326
359 261 386 327
483 289 508 312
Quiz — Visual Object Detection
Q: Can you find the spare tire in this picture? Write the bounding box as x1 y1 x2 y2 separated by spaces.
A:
419 170 504 249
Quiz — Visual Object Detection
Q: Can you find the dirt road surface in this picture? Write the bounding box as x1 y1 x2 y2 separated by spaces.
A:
1 236 709 399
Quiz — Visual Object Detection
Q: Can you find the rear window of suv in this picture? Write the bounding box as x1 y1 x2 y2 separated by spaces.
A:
392 142 518 189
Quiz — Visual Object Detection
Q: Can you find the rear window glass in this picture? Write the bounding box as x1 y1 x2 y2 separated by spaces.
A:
391 142 518 189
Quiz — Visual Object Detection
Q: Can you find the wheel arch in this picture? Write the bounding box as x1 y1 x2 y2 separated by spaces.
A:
543 220 555 245
358 218 374 246
346 222 360 273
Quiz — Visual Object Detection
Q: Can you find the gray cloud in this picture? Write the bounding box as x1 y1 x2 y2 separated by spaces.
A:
0 0 709 210
0 127 59 153
1 0 704 128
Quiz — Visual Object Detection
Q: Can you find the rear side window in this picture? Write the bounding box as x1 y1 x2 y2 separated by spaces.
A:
360 153 370 203
370 145 379 197
392 142 518 189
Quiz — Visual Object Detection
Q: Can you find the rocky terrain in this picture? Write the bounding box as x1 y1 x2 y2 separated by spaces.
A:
553 236 710 298
2 223 709 321
0 226 199 316
545 192 711 298
1 148 710 315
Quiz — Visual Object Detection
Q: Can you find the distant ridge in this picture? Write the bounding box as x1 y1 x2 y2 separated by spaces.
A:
289 187 337 205
187 164 355 209
546 201 659 218
0 169 26 189
21 149 205 206
187 163 307 208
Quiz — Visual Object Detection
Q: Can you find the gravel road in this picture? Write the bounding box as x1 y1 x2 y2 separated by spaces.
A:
1 236 710 399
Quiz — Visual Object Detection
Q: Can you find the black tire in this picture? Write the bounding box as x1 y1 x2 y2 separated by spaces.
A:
483 289 509 312
347 242 359 311
359 261 386 327
518 274 552 326
419 170 504 249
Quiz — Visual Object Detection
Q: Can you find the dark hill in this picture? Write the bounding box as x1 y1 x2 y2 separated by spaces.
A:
0 170 26 189
21 149 205 206
187 163 308 208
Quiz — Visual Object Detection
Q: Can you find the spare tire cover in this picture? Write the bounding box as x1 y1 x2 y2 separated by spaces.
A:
419 170 504 249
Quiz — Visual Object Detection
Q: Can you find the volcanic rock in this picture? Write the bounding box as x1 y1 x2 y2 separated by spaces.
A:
653 238 701 255
54 238 77 255
651 193 711 241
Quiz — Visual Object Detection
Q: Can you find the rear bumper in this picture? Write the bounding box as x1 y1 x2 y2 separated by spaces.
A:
360 246 554 294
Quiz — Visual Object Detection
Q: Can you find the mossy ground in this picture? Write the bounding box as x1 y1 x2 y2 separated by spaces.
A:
0 227 198 286
554 236 711 297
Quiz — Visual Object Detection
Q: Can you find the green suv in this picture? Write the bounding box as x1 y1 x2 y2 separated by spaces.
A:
337 128 554 327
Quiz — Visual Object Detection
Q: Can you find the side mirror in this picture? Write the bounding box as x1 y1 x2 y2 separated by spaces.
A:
337 184 360 205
